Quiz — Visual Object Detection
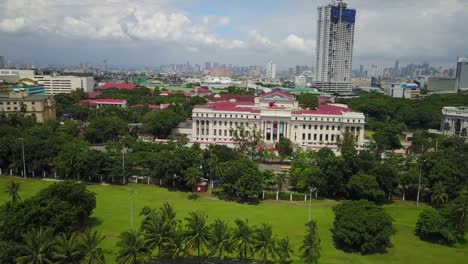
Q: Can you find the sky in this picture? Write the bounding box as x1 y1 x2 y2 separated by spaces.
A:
0 0 467 69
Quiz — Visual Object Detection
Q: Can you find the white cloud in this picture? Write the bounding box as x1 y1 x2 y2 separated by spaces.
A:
283 34 315 55
249 30 276 48
202 15 230 27
0 17 26 32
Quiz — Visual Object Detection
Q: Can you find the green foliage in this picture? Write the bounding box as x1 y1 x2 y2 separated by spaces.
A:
277 237 293 264
185 211 210 257
231 125 264 159
253 223 277 263
79 229 105 264
142 109 185 138
0 181 96 242
341 92 468 130
232 219 254 260
415 208 457 245
347 174 385 202
297 93 319 109
220 156 263 201
208 219 231 259
6 180 20 203
16 227 56 264
116 230 151 264
332 200 395 254
300 221 321 264
275 137 294 160
85 116 129 143
53 233 82 264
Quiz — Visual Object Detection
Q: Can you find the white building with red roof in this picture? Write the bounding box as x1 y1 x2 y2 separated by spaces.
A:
79 99 127 109
191 89 365 150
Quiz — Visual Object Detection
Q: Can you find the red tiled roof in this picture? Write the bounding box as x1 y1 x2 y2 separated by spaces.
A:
96 99 126 104
79 99 97 106
206 94 255 103
259 89 295 99
148 104 161 109
98 83 140 90
159 91 192 97
194 101 260 113
293 104 351 116
87 92 101 99
194 87 211 93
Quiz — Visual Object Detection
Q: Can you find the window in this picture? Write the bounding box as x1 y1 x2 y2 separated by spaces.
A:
303 124 306 129
314 134 317 140
214 121 217 126
309 125 312 129
326 125 329 130
331 135 335 141
315 125 317 130
332 126 335 130
224 130 227 136
320 125 323 130
319 134 323 141
308 133 311 140
325 134 329 141
302 133 305 140
214 130 217 136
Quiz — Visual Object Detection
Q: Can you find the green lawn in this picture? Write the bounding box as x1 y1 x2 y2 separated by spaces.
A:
0 176 466 264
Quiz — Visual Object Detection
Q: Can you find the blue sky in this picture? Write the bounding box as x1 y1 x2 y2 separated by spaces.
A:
0 0 466 69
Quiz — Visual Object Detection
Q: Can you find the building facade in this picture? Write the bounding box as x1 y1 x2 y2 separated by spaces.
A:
34 75 95 95
266 61 277 79
440 106 468 138
315 1 356 94
427 77 457 94
191 90 365 151
455 57 468 92
0 89 56 123
383 83 420 99
0 69 35 83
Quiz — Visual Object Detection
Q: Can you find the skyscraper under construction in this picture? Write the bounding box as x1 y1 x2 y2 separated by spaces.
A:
315 0 356 94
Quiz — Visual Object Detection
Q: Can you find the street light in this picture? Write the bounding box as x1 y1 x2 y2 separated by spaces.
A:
122 147 128 185
20 137 26 179
308 186 317 222
416 158 424 207
130 185 135 229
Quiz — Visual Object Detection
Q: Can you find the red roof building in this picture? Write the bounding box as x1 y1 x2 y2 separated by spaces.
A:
190 90 366 151
206 94 255 103
97 83 140 90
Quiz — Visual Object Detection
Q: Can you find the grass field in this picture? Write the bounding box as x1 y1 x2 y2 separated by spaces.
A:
0 176 466 264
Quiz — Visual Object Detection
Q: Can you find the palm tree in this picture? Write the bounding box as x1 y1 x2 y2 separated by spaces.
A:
431 182 449 208
253 223 277 263
276 237 293 264
183 167 202 193
163 225 187 259
6 180 21 203
116 230 151 264
16 227 56 264
208 219 231 259
160 202 177 230
79 229 105 264
300 221 321 264
231 219 254 260
185 211 210 257
142 209 173 257
53 232 82 264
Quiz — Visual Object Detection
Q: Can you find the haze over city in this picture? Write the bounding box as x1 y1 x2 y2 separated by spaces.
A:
1 0 467 68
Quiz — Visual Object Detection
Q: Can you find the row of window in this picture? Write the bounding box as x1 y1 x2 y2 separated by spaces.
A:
0 101 35 105
195 113 258 119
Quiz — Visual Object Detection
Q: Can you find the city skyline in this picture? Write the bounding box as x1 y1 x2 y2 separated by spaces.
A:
0 0 467 68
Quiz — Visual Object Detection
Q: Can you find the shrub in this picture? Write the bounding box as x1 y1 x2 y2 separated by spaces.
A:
331 200 395 254
415 208 458 245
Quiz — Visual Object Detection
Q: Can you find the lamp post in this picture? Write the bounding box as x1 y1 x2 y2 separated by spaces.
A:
122 147 128 185
130 185 135 229
308 186 316 222
416 159 424 207
20 137 26 179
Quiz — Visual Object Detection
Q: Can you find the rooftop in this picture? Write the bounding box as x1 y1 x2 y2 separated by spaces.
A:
98 83 140 90
292 104 352 116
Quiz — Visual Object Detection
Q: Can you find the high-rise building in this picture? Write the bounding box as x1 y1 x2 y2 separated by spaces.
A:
395 60 400 77
266 61 277 79
315 0 356 94
205 62 211 70
455 57 468 92
0 56 5 69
